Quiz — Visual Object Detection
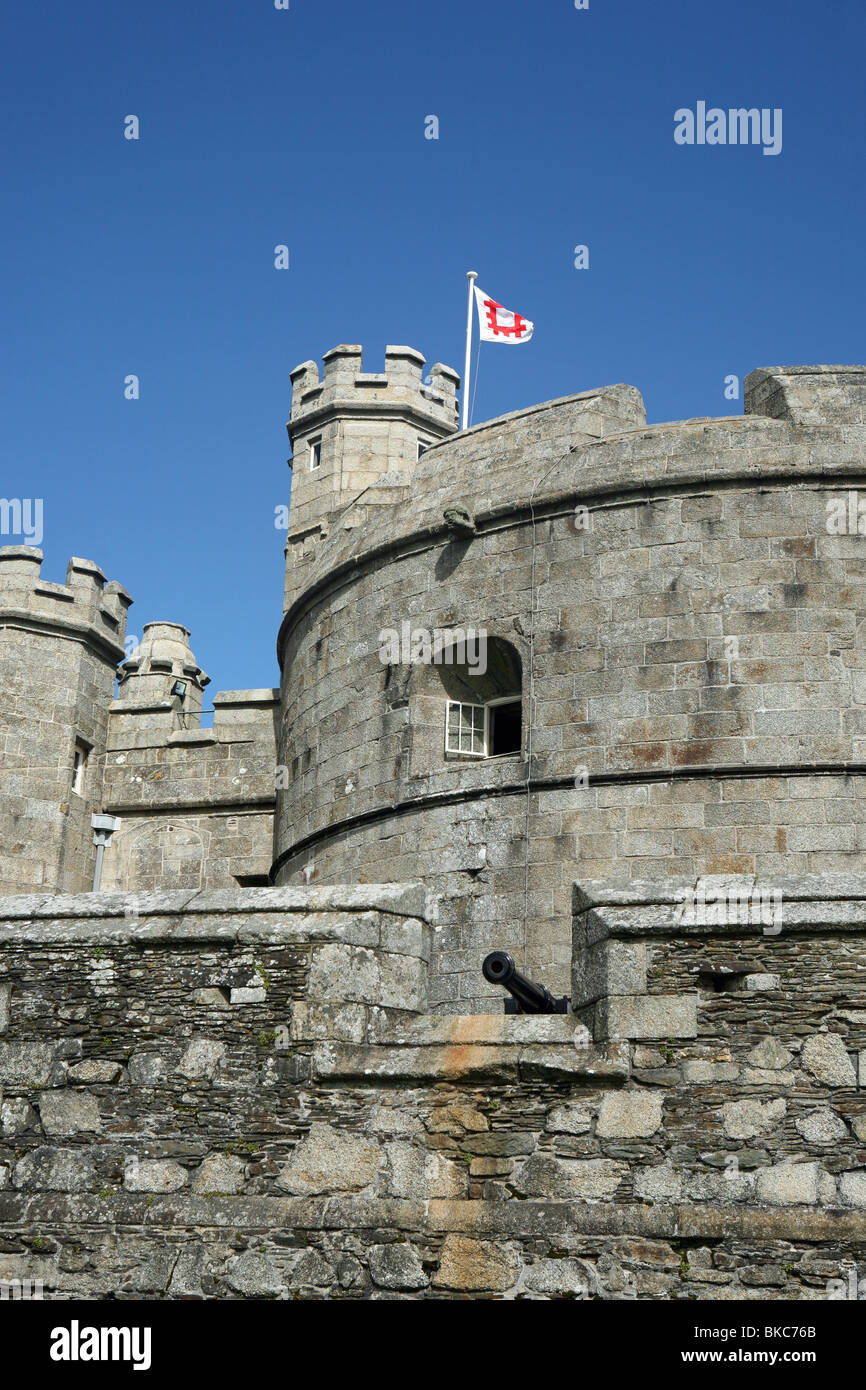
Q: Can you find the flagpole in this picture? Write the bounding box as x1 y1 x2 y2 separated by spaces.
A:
462 270 478 431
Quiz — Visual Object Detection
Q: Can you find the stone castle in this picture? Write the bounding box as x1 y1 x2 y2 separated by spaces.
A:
1 355 866 1299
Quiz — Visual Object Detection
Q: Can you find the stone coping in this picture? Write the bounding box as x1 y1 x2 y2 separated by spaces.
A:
310 1037 627 1085
0 912 430 957
0 883 429 922
576 872 866 908
575 874 866 940
1 1195 863 1243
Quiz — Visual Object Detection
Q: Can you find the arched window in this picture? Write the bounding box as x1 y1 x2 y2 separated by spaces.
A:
438 636 523 760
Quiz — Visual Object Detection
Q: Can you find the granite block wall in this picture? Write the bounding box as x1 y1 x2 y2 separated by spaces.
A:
1 876 864 1301
273 367 866 1011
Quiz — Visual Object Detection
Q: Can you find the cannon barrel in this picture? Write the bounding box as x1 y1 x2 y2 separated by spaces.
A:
482 951 568 1014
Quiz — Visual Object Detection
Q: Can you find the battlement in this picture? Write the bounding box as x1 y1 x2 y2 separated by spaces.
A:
107 684 279 750
745 365 866 425
289 344 460 437
0 547 132 652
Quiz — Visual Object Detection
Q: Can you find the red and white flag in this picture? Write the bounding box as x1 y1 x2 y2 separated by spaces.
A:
473 285 534 344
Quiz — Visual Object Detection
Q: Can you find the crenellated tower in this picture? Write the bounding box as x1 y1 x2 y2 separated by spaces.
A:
0 547 132 894
283 345 460 608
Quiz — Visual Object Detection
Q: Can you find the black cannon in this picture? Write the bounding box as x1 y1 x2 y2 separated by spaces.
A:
482 951 569 1014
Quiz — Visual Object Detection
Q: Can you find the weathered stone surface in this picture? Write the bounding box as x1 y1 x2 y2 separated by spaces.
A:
634 1162 683 1201
308 942 425 1013
839 1171 866 1208
12 1147 95 1191
289 1249 334 1288
464 1133 536 1156
188 988 230 1007
599 994 697 1041
230 986 267 1004
369 1243 428 1290
596 1091 663 1138
741 1068 796 1088
37 1091 101 1136
124 1160 188 1193
687 1168 756 1203
545 1103 593 1134
755 1162 821 1206
276 1123 383 1195
432 1235 519 1292
747 1037 794 1070
226 1252 285 1297
383 1143 466 1200
801 1033 857 1088
191 1155 246 1195
632 1047 667 1068
0 1042 58 1088
850 1114 866 1142
2 867 866 1299
0 983 10 1033
524 1258 594 1297
515 1155 625 1199
0 1098 37 1137
795 1109 848 1144
67 1060 124 1084
683 1061 739 1083
722 1098 786 1140
168 1246 208 1296
127 1052 168 1086
176 1038 226 1082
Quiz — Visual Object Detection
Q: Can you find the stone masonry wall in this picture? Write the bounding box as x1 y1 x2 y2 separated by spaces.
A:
274 476 866 1008
0 876 864 1300
0 549 131 896
99 690 279 891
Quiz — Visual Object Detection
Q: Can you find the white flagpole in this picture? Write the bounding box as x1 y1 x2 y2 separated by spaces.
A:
462 270 478 431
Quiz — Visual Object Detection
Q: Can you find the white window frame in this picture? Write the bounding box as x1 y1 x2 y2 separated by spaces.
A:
445 696 521 759
445 700 486 757
309 437 322 470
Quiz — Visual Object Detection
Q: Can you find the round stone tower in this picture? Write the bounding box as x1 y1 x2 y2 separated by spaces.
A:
273 360 866 1013
0 548 132 894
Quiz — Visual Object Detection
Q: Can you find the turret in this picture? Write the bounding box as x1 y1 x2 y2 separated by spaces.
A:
283 344 460 608
113 622 210 740
0 548 132 894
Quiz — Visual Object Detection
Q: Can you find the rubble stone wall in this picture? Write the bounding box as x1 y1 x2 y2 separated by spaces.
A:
1 876 864 1300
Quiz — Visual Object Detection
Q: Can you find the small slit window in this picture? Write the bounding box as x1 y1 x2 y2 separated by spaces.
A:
417 438 432 460
72 739 90 795
309 438 322 470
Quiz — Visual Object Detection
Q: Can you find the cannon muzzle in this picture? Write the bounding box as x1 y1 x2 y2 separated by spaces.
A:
482 951 569 1014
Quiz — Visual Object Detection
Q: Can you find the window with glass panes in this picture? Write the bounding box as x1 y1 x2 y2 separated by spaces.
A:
445 700 486 756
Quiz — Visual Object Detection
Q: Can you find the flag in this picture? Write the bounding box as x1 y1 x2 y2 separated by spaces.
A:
473 285 534 344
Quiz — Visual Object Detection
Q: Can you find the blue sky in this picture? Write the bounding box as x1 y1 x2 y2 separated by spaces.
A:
1 0 863 695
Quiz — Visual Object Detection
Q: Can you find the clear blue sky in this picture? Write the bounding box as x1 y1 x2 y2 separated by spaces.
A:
1 0 863 695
